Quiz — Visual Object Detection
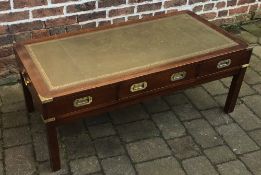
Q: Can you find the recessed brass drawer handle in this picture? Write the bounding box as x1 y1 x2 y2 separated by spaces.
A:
130 81 148 92
171 71 186 81
217 59 231 69
73 96 93 107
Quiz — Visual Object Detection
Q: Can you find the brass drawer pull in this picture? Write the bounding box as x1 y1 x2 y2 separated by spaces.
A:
73 96 92 107
130 81 147 92
171 71 186 81
217 59 231 69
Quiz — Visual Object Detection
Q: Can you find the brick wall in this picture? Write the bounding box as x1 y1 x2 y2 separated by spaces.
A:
0 0 260 85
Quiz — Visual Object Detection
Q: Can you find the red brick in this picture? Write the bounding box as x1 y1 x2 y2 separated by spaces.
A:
200 12 217 20
204 3 214 11
45 16 77 28
127 15 139 21
14 31 32 43
164 0 187 8
137 2 162 12
189 0 208 5
32 7 64 18
0 26 9 35
237 0 255 5
32 29 50 39
81 22 96 29
9 21 44 33
249 4 258 12
211 17 235 26
166 9 178 13
98 0 126 8
218 10 228 17
0 1 10 11
229 6 248 15
193 5 203 12
129 0 152 3
113 17 125 24
215 1 226 9
49 26 66 35
51 0 77 4
14 0 47 8
0 34 13 46
109 7 135 17
141 13 153 18
98 20 111 27
0 46 13 58
154 11 165 16
78 11 106 22
227 0 237 7
66 24 81 32
66 1 96 13
0 11 29 23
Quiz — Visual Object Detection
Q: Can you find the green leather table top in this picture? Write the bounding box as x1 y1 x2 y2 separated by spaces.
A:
25 13 237 90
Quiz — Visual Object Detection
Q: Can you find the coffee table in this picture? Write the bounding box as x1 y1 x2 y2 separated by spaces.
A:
14 10 252 171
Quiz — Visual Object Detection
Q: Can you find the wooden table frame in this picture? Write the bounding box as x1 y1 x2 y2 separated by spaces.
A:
15 10 252 171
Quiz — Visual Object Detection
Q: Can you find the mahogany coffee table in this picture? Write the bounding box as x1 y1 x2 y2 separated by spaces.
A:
15 10 252 171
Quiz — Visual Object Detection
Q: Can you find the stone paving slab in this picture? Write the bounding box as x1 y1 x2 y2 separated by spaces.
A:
0 22 261 175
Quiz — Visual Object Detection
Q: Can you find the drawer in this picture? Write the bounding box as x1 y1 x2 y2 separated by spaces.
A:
198 50 251 76
118 64 196 99
46 85 117 116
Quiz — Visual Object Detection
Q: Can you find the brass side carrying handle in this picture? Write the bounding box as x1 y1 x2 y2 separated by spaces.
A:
21 72 31 86
217 59 231 69
130 81 147 92
171 71 186 81
73 96 93 107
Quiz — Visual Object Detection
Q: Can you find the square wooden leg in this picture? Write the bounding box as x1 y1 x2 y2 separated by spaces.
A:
46 125 61 171
224 66 247 113
20 72 34 113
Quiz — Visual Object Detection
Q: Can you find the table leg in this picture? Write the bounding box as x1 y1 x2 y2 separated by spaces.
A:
46 124 61 171
224 66 247 113
20 73 34 112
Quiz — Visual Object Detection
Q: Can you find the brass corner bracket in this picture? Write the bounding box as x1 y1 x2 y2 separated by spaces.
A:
41 115 56 124
242 64 249 68
38 94 53 104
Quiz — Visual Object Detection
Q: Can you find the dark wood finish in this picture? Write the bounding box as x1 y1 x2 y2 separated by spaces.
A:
224 66 247 113
14 11 252 171
46 125 61 171
20 72 34 112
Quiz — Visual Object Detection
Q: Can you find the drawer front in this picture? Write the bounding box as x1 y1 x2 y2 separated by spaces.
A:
118 64 196 99
198 50 251 76
48 85 117 116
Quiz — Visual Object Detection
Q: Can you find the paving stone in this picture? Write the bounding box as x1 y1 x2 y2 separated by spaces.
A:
88 123 116 139
216 123 259 154
184 119 223 148
3 126 31 147
253 84 261 94
167 136 201 159
204 145 236 164
0 83 24 105
0 160 3 175
229 104 261 130
94 136 125 158
59 120 86 137
0 142 3 160
217 160 252 175
32 132 49 161
182 156 218 175
152 111 186 139
117 120 160 142
244 68 261 85
249 129 261 146
172 103 202 121
63 133 95 160
185 86 218 110
242 94 261 117
0 101 26 113
221 77 232 87
202 80 228 96
143 97 169 113
126 137 171 162
238 30 259 44
2 110 28 128
163 93 190 106
242 24 261 37
135 156 186 175
84 113 110 126
110 104 149 124
253 46 261 57
5 145 36 175
250 55 261 72
214 94 242 107
201 108 232 126
70 156 101 175
101 155 136 175
240 150 261 175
